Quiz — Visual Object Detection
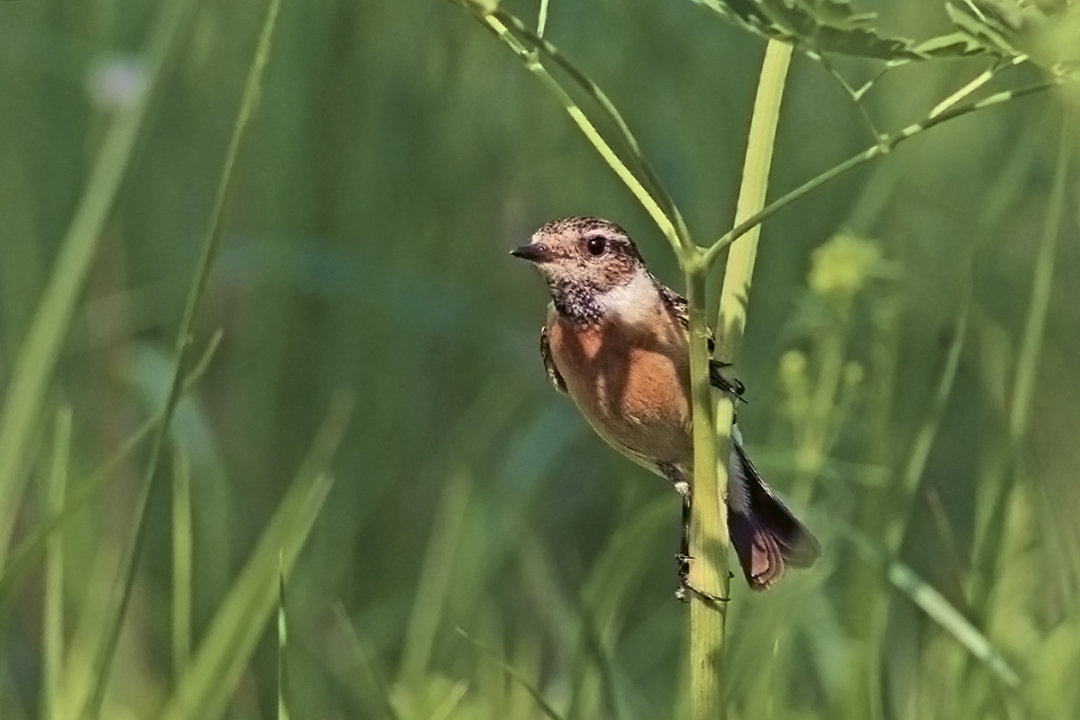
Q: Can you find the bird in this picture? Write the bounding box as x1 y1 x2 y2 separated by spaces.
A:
511 216 819 593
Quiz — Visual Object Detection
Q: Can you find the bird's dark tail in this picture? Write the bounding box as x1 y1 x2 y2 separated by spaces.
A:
727 438 820 591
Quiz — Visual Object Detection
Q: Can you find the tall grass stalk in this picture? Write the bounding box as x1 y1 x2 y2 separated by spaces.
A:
159 468 334 720
278 551 290 720
685 39 792 720
43 407 72 720
447 0 691 256
399 470 473 684
0 332 220 608
172 447 193 679
969 111 1072 613
86 0 283 713
0 0 197 563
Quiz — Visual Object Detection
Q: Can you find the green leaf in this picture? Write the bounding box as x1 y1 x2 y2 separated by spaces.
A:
158 470 334 720
946 0 1080 69
835 521 1021 687
692 0 992 60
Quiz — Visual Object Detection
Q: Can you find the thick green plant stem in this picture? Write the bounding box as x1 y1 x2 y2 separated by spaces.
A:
714 38 791 363
686 266 726 719
686 39 792 720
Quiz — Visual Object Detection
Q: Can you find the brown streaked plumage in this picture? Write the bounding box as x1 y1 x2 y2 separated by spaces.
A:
513 216 819 591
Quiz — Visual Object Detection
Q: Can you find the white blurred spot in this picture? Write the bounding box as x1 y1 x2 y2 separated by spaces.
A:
86 55 146 112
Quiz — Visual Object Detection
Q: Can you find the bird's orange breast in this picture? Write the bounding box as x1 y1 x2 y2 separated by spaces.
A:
546 305 693 468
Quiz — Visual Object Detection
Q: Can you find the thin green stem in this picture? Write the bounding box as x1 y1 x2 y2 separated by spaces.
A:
1009 113 1068 441
278 551 289 720
490 9 692 252
969 110 1072 612
43 407 72 720
817 53 883 142
536 0 550 38
86 0 282 713
481 14 683 256
701 77 1066 267
446 0 691 258
0 332 220 605
928 56 1026 119
172 446 193 679
0 0 196 564
885 300 970 555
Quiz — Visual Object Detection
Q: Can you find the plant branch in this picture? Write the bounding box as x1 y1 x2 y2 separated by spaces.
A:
447 0 692 258
536 0 550 38
929 55 1026 119
492 9 692 251
817 53 883 142
702 76 1067 267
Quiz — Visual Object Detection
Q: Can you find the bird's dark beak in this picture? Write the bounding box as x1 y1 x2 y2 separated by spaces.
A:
510 243 553 263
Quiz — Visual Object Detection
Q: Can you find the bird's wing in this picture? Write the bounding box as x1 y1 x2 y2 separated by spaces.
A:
540 325 568 394
656 282 716 355
657 281 746 398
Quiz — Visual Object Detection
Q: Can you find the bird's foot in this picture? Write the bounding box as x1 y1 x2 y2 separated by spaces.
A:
674 553 729 605
708 360 747 402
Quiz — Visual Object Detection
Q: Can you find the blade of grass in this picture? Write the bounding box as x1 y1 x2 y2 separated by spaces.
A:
970 110 1072 616
833 521 1020 687
457 628 567 720
536 0 550 37
158 470 333 720
0 332 220 610
888 562 1020 689
331 603 398 720
53 545 123 719
567 497 671 720
0 0 198 564
43 406 72 720
398 468 473 684
85 0 284 712
172 445 193 679
157 397 349 720
278 551 290 720
886 298 971 555
429 681 469 720
506 617 546 720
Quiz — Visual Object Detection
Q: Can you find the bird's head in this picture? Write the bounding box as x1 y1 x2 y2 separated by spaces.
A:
511 217 651 324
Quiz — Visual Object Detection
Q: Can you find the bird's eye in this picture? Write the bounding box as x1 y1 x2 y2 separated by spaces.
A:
586 236 607 256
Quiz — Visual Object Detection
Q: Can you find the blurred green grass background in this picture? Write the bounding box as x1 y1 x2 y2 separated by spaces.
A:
1 0 1079 718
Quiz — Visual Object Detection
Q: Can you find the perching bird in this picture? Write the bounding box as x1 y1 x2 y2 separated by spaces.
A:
511 216 819 592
